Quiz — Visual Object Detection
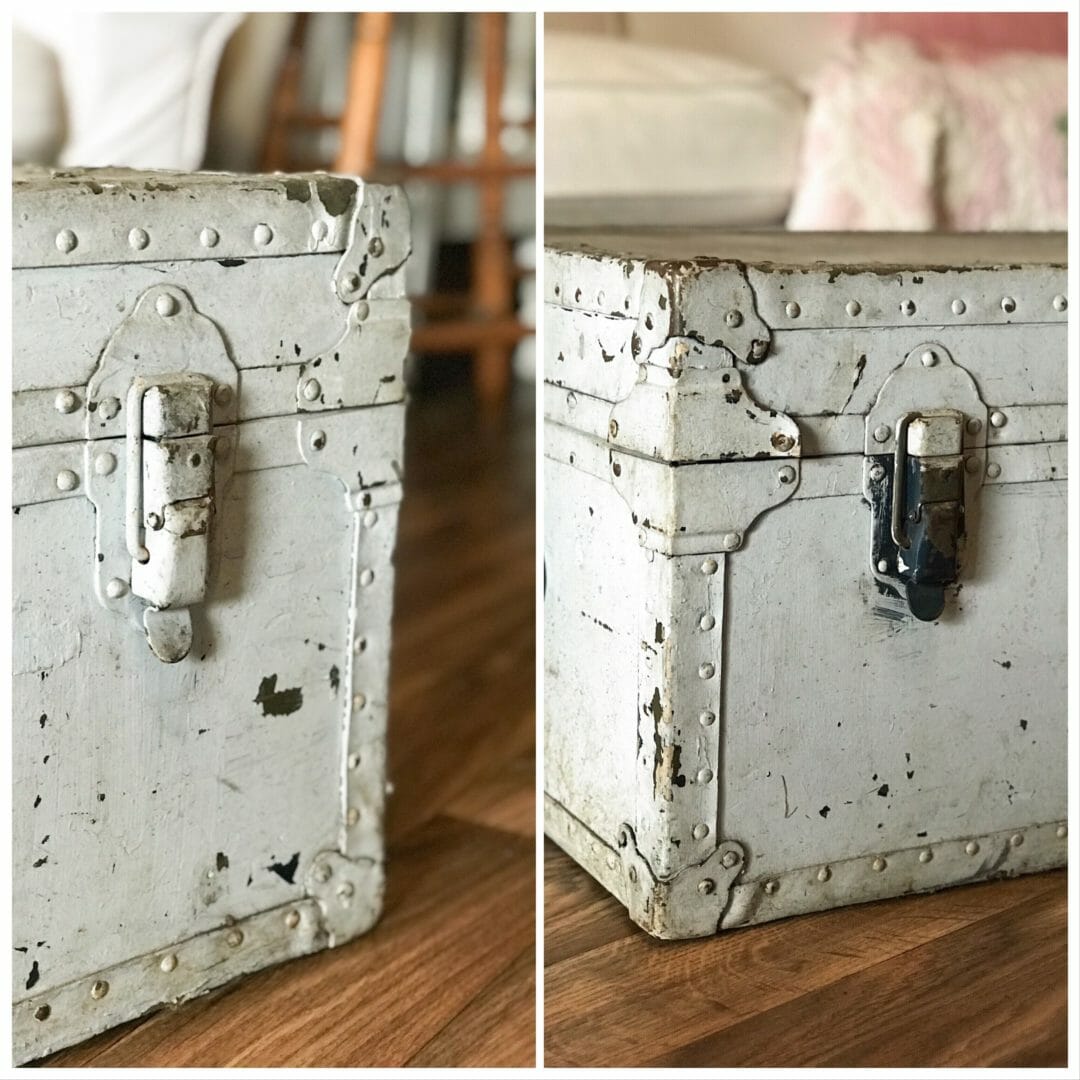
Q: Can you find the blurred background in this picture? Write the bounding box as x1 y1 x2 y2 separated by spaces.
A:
13 10 536 411
546 11 1067 232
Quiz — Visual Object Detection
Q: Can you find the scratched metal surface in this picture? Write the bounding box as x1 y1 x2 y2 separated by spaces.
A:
12 169 410 1059
543 234 1067 937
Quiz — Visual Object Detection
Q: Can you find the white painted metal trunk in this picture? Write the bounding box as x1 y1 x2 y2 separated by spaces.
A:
11 168 411 1061
543 230 1067 940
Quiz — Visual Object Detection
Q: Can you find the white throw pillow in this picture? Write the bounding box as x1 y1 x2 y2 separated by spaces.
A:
545 32 806 226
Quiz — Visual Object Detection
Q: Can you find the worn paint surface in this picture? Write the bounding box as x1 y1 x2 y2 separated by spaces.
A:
544 231 1067 938
12 169 409 1062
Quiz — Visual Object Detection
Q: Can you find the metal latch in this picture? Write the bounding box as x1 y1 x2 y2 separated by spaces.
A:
869 409 965 621
126 373 216 662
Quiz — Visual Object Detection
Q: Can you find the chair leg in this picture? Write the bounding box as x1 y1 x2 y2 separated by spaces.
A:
472 11 514 412
334 11 394 175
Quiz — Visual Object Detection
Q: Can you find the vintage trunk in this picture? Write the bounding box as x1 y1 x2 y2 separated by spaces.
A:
543 230 1068 939
11 168 410 1061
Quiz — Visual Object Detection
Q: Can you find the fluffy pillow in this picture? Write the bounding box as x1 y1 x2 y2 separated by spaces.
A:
787 38 1067 231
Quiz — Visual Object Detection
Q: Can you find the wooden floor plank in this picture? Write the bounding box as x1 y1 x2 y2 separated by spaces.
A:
545 844 1066 1069
43 385 537 1067
651 885 1068 1068
409 944 536 1067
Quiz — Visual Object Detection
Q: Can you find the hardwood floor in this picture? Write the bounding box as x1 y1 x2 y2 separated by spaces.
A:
545 842 1067 1068
44 386 536 1068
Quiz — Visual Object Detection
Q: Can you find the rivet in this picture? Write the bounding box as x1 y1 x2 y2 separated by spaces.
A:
106 578 128 599
352 693 366 711
302 378 322 402
872 857 887 872
965 455 980 474
966 417 983 434
873 424 891 444
608 419 619 438
342 271 361 294
200 227 220 248
764 879 779 895
699 662 716 679
35 1004 51 1021
989 410 1007 428
701 558 718 575
605 853 617 870
285 910 300 929
90 980 109 1000
597 290 606 305
135 546 150 564
1009 833 1024 848
95 452 117 476
363 510 379 528
611 461 622 477
56 469 79 492
952 298 966 315
697 768 713 784
920 349 937 367
720 532 741 551
721 850 740 869
1052 294 1067 312
253 223 273 246
725 309 743 328
845 300 861 317
1056 824 1067 839
919 849 933 863
99 396 121 420
777 465 796 484
214 384 233 407
868 463 886 482
1000 296 1016 314
784 301 800 319
159 953 178 972
311 220 329 243
965 840 979 856
155 294 179 317
128 227 149 250
637 529 648 547
876 559 889 574
354 636 367 655
986 462 1001 479
55 228 77 253
355 300 370 322
771 432 795 453
628 866 638 884
699 710 716 726
817 866 831 883
359 569 375 587
346 807 360 827
699 613 715 631
54 389 79 414
337 882 355 900
368 237 385 257
566 391 577 409
692 823 710 840
146 512 163 530
309 430 326 451
900 300 916 316
347 752 361 770
226 929 244 948
698 879 716 895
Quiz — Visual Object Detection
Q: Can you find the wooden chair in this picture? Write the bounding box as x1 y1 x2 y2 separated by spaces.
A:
261 12 534 410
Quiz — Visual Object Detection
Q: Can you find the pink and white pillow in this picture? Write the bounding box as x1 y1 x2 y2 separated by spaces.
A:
787 34 1067 231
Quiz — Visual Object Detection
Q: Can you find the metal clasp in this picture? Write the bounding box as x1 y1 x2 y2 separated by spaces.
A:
871 409 966 621
126 373 216 662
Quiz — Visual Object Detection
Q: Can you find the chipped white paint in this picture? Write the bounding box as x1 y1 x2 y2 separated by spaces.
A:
544 230 1066 939
12 168 410 1062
